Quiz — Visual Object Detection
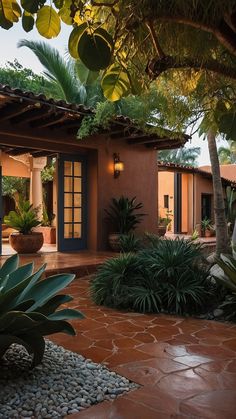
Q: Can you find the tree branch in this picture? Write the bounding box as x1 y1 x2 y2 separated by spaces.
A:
146 55 236 81
154 15 236 57
145 21 165 59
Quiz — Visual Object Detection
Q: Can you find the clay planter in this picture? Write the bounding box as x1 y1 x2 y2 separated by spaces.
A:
157 225 166 237
36 226 56 244
9 232 44 254
108 233 121 252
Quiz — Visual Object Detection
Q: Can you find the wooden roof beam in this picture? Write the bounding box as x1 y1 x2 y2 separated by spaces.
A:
11 105 51 124
0 103 31 122
7 147 35 156
127 136 163 145
30 112 66 128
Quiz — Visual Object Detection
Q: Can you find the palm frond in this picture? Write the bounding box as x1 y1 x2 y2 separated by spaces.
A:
18 40 81 104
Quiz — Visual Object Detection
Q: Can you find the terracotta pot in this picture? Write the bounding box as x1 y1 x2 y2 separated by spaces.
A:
205 229 212 238
108 233 121 252
35 226 56 244
157 225 166 237
9 232 44 254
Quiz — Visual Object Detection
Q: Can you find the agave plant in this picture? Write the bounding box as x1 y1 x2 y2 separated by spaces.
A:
0 254 84 368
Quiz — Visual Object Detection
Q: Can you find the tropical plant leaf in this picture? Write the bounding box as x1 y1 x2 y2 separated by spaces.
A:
58 0 72 25
68 23 87 59
78 30 112 71
102 63 130 101
0 253 19 280
48 308 84 320
33 294 73 315
22 10 34 32
74 59 99 85
4 262 34 292
36 5 61 39
21 0 42 14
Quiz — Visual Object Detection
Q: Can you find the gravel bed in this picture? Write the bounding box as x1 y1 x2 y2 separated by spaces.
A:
0 340 139 418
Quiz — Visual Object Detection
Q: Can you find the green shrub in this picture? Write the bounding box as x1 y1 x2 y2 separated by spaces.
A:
119 233 142 253
213 254 236 319
91 238 211 315
0 254 84 368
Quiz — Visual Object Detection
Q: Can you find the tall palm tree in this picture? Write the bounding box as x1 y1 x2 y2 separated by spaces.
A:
18 40 104 107
218 141 236 164
158 146 200 167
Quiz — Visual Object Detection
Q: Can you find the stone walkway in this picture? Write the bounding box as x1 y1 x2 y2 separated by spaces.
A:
51 279 236 419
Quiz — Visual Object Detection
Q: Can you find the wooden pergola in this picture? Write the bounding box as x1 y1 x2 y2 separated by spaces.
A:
0 85 188 157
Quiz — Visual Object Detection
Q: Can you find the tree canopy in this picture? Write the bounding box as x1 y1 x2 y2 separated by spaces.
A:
1 1 236 101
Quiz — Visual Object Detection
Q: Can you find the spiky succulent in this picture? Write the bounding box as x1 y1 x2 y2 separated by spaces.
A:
0 254 84 368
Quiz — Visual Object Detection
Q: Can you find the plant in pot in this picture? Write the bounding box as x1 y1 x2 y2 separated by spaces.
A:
35 207 56 244
158 210 173 236
201 217 214 237
4 198 44 254
105 196 145 251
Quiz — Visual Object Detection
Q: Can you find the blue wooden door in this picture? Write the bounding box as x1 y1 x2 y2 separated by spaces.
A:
58 155 87 252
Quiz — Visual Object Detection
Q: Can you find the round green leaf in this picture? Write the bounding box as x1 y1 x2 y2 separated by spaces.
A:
58 5 72 25
94 27 113 51
74 59 99 85
36 5 61 39
21 0 42 14
22 11 34 32
53 0 64 9
78 31 112 71
68 23 87 59
0 10 13 29
102 64 130 101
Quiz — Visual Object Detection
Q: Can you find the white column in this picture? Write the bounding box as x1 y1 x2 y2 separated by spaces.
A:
29 157 47 220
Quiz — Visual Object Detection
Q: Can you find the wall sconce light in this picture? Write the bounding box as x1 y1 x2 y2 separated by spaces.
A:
113 153 124 178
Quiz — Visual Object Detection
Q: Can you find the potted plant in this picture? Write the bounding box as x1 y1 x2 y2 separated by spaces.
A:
35 207 56 244
4 198 44 253
201 217 214 237
158 210 173 236
105 196 145 251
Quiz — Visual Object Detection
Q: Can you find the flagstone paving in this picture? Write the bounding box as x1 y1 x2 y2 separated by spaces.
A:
51 279 236 418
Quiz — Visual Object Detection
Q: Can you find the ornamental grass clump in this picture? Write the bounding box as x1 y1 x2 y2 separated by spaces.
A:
91 238 212 315
0 254 84 368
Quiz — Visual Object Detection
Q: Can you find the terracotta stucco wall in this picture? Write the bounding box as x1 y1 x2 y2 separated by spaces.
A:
194 174 214 225
78 136 158 250
200 165 236 182
158 171 174 232
1 152 30 177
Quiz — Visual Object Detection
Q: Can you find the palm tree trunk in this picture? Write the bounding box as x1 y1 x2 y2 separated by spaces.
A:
207 129 229 256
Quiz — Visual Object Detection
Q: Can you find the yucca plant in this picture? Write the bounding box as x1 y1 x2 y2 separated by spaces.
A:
4 198 41 234
105 196 145 234
0 254 84 368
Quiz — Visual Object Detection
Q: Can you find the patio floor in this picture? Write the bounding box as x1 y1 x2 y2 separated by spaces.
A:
50 279 236 419
0 251 115 277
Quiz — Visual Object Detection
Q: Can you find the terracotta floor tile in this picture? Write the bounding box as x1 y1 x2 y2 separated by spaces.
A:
125 385 180 414
134 332 157 343
108 321 146 335
43 277 236 419
173 354 212 367
104 349 152 367
180 390 236 419
70 397 166 419
156 369 219 399
187 344 236 359
137 342 173 358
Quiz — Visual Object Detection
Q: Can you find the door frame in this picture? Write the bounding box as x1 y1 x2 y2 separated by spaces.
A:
57 154 87 252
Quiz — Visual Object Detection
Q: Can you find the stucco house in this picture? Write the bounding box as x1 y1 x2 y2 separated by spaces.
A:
0 85 187 255
158 161 236 235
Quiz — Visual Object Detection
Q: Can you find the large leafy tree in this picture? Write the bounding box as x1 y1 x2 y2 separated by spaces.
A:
1 1 236 98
